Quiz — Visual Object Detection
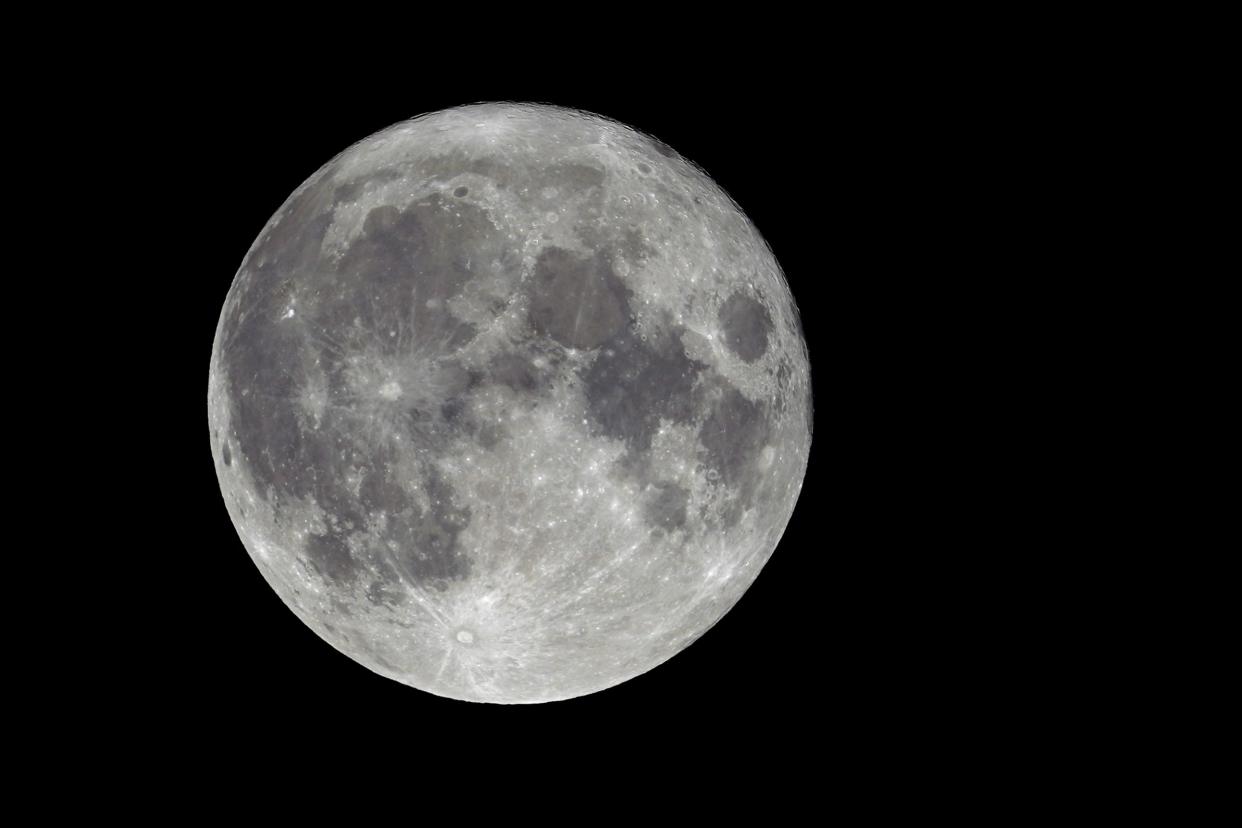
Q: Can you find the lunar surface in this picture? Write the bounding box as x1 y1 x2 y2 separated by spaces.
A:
208 103 812 703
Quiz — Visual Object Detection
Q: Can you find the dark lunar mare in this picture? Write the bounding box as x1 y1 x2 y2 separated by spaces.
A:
517 243 774 533
220 180 514 592
580 327 705 455
697 383 771 529
643 481 690 532
528 246 631 350
718 291 773 363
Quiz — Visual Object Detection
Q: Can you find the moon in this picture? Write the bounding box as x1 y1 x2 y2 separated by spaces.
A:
208 103 812 703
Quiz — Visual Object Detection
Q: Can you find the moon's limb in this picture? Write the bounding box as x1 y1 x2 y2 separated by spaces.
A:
208 103 812 703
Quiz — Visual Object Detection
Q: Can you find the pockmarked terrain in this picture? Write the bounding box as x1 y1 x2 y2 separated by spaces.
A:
208 103 812 703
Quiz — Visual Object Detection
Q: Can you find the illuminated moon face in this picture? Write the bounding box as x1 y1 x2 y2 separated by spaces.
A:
208 103 812 703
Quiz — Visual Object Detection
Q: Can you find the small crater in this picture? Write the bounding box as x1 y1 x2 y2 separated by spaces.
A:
453 186 469 197
221 442 231 467
456 629 476 645
637 163 651 175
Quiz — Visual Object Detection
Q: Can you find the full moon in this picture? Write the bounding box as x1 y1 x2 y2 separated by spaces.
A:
208 103 812 703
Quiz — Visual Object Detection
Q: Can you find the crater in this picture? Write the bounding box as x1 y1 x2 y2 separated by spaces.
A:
718 291 773 363
218 184 338 504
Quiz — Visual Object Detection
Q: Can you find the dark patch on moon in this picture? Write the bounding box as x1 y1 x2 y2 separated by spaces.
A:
475 422 504 449
718 291 773 363
698 384 771 527
305 529 361 585
221 442 231 466
366 578 405 608
440 397 467 425
528 247 631 349
438 392 505 450
220 182 501 592
225 328 319 504
223 190 512 511
417 151 519 191
581 329 705 453
253 184 337 281
333 169 404 204
330 196 481 337
651 138 677 158
300 457 476 593
540 162 606 194
616 228 656 267
383 465 472 589
488 351 550 393
453 186 469 197
216 177 340 486
359 466 410 513
644 482 689 531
